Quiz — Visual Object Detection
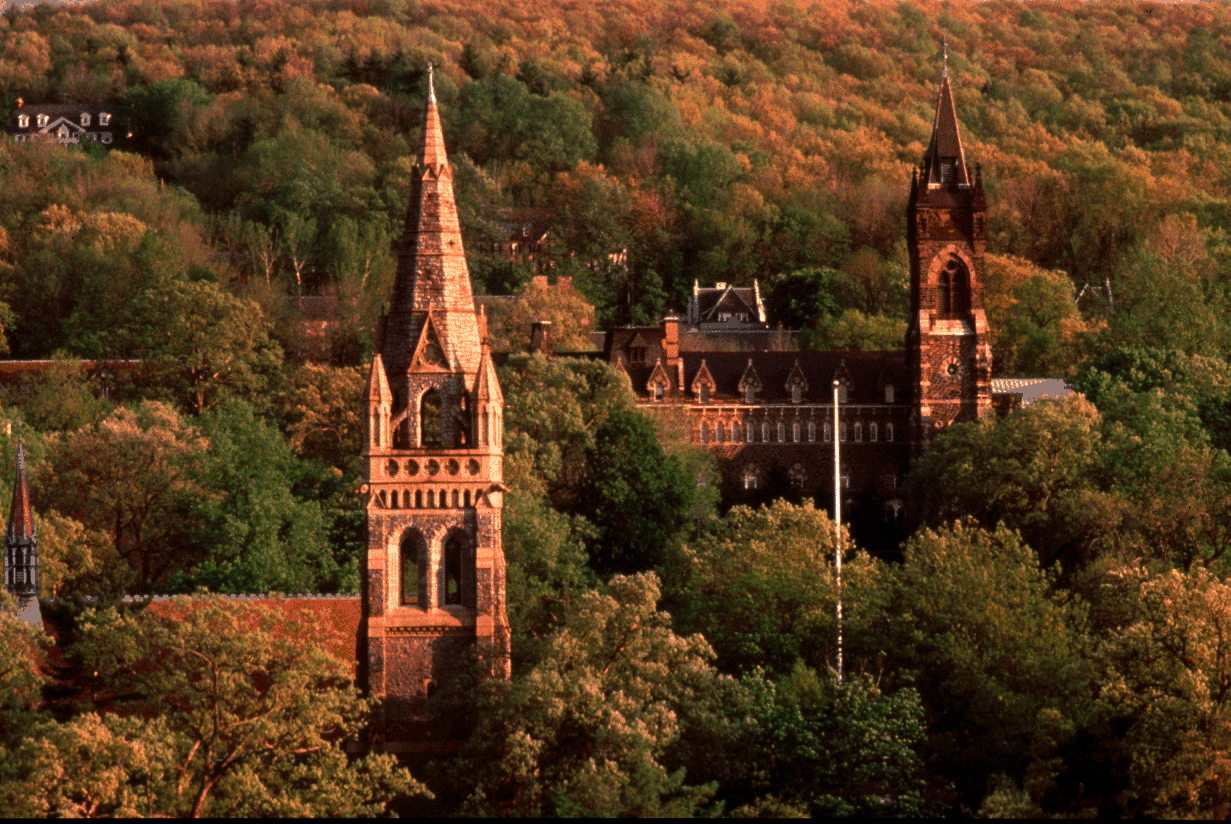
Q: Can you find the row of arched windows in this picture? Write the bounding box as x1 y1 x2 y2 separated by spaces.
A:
377 488 482 509
695 420 895 444
399 530 468 608
375 390 501 451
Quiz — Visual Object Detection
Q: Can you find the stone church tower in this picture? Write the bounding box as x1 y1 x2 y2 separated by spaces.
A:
907 66 993 445
362 69 509 751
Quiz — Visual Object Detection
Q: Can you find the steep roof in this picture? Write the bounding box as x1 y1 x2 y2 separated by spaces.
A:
922 72 970 187
7 436 34 542
382 66 481 378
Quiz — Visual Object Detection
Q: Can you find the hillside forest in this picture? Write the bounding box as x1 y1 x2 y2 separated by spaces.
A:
4 0 1231 817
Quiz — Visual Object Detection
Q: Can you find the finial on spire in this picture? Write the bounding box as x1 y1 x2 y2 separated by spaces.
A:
427 61 436 104
942 37 949 79
15 421 24 473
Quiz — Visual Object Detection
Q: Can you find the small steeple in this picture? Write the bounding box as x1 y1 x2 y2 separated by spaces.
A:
921 45 969 188
5 429 39 609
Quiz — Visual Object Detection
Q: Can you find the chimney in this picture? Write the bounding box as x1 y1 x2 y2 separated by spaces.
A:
661 316 680 362
530 320 553 356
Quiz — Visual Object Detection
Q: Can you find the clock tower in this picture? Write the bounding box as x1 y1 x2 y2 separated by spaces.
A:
907 64 993 446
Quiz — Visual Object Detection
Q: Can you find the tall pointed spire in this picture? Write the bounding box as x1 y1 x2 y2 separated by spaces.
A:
921 47 969 188
383 65 481 379
5 428 38 607
7 434 33 543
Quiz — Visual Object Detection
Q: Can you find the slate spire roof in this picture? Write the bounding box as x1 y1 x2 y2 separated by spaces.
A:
7 435 34 542
922 64 970 187
382 64 482 378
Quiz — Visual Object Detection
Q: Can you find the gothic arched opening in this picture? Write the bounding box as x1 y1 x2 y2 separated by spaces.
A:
443 532 464 606
420 389 443 446
400 530 426 605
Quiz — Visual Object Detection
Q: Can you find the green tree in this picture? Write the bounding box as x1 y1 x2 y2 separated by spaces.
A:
443 573 718 817
36 401 209 595
878 523 1095 810
669 500 882 677
61 596 428 817
577 409 694 574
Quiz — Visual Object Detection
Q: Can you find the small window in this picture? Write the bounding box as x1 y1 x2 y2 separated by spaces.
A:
699 385 710 403
855 423 863 442
444 534 463 606
743 465 760 490
791 384 802 404
36 114 48 127
17 114 27 129
699 424 707 444
80 113 91 126
808 422 816 442
730 423 739 443
745 385 755 404
870 422 879 442
654 383 664 401
793 422 801 442
746 422 755 442
100 112 111 126
789 463 807 490
838 384 848 403
762 423 770 442
940 159 955 183
887 423 895 442
630 347 646 364
885 384 895 404
824 422 832 443
714 423 723 444
840 422 848 442
777 422 785 442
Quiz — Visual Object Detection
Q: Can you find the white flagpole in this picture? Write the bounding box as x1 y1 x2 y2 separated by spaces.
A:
833 379 843 685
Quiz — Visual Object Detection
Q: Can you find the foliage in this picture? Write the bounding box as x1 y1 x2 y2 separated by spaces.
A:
576 409 695 574
52 596 429 818
877 522 1095 810
481 276 598 354
669 500 883 677
443 573 718 817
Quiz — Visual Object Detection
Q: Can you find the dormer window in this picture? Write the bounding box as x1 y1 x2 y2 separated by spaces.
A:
654 383 664 401
791 384 802 404
884 384 895 404
100 112 111 126
838 383 848 404
36 114 48 128
699 385 710 403
940 159 955 183
17 114 27 129
629 346 646 364
80 113 91 127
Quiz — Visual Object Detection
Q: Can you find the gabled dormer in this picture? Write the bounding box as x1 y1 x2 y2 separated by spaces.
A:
646 358 672 402
738 359 762 404
408 313 450 373
691 359 716 403
785 359 808 404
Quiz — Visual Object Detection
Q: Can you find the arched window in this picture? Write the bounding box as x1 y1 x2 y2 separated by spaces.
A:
854 423 863 442
714 423 723 443
729 423 738 443
809 422 816 442
745 385 756 404
840 422 848 442
838 383 848 404
743 465 760 490
824 422 832 443
884 384 895 404
654 383 665 401
699 424 707 444
793 422 801 442
791 384 802 404
420 389 442 446
444 533 464 606
937 269 952 315
937 257 971 316
762 423 770 442
400 531 424 605
746 422 755 442
870 422 879 442
886 423 895 442
777 422 785 442
699 385 710 403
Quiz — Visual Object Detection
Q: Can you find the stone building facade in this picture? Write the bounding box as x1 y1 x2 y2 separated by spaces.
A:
361 70 510 752
604 70 992 513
